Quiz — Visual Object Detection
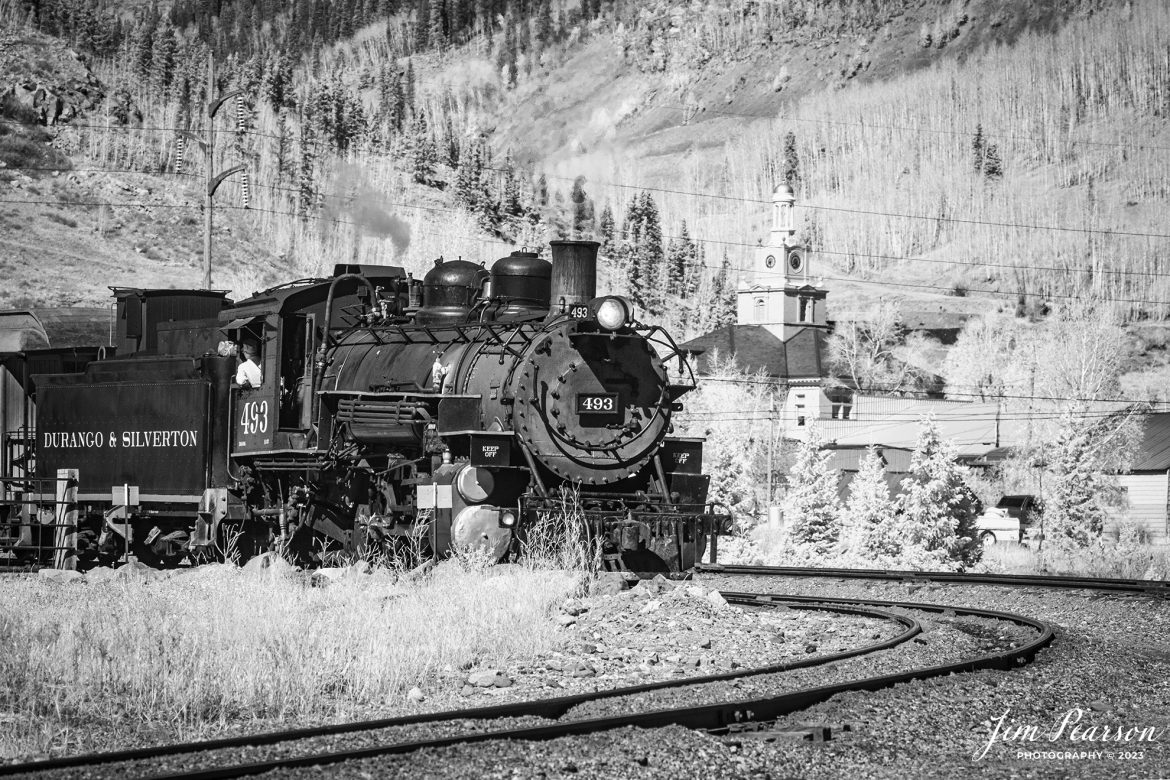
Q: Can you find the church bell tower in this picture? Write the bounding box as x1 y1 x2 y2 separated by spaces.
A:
736 183 827 341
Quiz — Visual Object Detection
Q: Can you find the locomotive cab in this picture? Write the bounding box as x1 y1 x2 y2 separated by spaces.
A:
223 266 408 454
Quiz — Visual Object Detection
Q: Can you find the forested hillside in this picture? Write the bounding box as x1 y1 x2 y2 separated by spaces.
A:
1 0 1168 335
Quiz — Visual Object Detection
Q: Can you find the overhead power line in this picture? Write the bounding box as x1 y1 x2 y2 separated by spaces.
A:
654 104 1170 154
7 116 1166 242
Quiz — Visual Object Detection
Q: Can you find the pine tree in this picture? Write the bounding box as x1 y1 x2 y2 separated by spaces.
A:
132 14 157 81
783 131 800 189
847 447 901 560
682 234 701 300
534 0 552 50
427 0 446 48
496 154 522 218
704 253 736 331
569 176 594 237
666 220 693 297
898 417 982 569
983 142 1003 180
782 426 844 559
149 24 177 93
274 108 292 185
410 112 437 183
972 124 985 174
297 103 318 217
621 194 645 308
262 53 293 110
598 204 616 256
634 191 664 314
534 173 549 207
1042 414 1111 549
403 58 416 114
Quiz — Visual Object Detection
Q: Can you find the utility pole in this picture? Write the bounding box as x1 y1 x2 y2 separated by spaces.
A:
766 388 775 509
178 51 247 290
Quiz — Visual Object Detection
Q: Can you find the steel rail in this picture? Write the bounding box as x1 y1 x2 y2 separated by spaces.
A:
697 563 1170 595
134 594 1054 780
0 597 917 778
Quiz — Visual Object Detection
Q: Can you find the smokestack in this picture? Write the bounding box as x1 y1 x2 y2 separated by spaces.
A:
549 240 599 313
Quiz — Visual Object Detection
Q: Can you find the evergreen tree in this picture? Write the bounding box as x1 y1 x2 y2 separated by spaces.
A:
297 103 318 217
666 219 695 297
474 0 491 40
497 9 517 86
598 204 616 256
494 153 522 218
534 173 549 207
569 176 594 237
403 58 416 113
782 426 844 559
149 24 177 93
633 191 664 314
971 124 985 174
131 14 157 81
621 194 644 307
410 112 437 183
262 53 294 110
847 447 901 560
706 253 736 331
454 138 481 209
782 131 800 189
1041 412 1126 549
274 108 292 185
682 235 701 300
427 0 446 48
534 0 552 50
983 141 1003 180
898 417 982 569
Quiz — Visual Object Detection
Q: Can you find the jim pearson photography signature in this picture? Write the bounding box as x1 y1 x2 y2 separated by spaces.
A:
976 708 1163 761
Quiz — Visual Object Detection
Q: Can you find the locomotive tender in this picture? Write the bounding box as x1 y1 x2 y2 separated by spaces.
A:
4 240 729 573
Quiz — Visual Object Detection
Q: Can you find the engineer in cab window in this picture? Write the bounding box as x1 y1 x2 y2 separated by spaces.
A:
236 341 263 388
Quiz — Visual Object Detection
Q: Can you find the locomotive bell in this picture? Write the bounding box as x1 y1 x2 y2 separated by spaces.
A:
549 240 599 312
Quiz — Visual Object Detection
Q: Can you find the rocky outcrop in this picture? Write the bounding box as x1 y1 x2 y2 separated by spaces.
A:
3 75 104 125
0 32 106 125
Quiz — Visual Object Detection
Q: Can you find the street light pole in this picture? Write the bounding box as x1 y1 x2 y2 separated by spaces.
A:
179 50 246 290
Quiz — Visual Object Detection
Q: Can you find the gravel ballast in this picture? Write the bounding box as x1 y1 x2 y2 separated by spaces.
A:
263 574 1167 780
10 574 1162 779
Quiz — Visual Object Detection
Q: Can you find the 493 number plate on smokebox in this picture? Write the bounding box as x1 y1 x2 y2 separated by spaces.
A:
576 393 618 414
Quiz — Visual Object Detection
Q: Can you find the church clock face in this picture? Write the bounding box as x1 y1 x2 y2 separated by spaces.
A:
765 254 776 269
787 250 804 274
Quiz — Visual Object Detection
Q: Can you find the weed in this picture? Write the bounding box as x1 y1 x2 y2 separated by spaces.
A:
519 486 600 572
0 563 578 759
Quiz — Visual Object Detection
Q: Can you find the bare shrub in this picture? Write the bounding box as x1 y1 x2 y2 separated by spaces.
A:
520 486 599 573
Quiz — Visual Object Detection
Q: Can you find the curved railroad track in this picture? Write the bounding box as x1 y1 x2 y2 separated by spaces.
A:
697 563 1170 596
1 583 1060 780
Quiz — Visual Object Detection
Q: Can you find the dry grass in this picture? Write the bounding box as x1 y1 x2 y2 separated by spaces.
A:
0 561 580 759
980 536 1170 580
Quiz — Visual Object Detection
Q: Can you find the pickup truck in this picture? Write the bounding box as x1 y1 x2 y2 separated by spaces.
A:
975 495 1042 545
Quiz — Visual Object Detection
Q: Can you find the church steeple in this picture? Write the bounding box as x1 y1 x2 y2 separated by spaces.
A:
736 183 827 340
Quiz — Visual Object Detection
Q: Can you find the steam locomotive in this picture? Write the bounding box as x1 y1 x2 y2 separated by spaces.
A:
0 240 729 573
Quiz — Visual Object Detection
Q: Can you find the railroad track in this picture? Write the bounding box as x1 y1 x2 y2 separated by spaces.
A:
697 563 1170 596
1 585 1057 780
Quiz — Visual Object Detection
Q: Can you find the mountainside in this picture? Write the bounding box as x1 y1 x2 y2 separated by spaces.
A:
2 0 1168 338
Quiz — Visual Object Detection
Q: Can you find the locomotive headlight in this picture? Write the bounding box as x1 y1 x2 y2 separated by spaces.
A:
499 510 517 528
595 297 629 331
